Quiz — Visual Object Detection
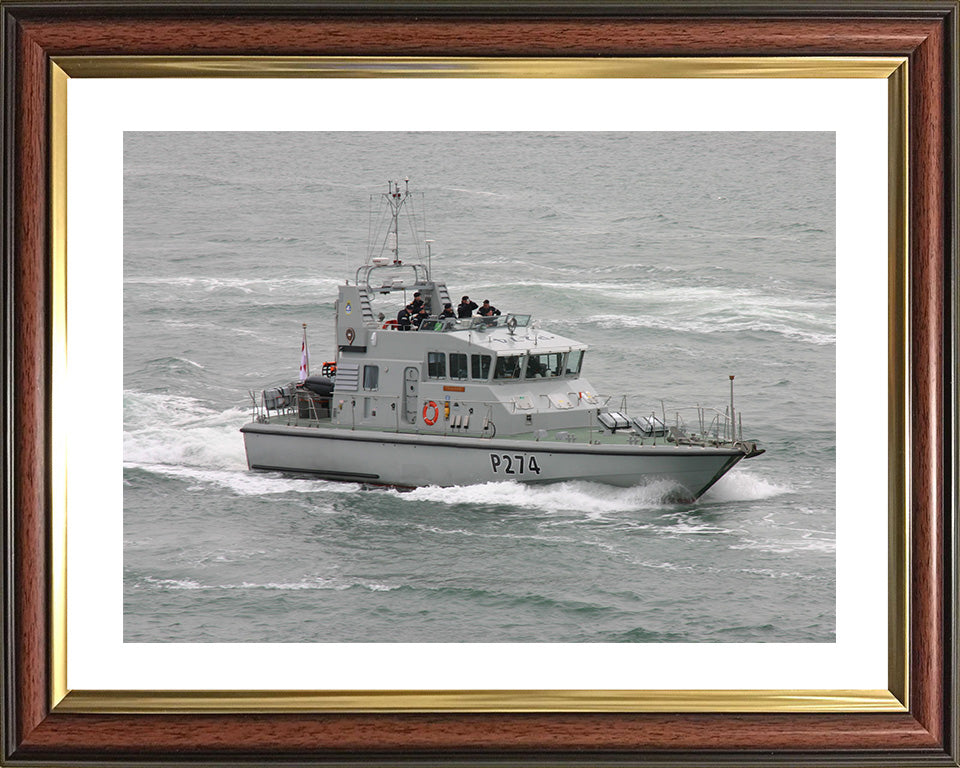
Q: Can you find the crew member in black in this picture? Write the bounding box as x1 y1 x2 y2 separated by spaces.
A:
439 302 456 319
477 299 501 317
457 296 478 318
409 291 425 313
397 304 412 331
411 306 430 329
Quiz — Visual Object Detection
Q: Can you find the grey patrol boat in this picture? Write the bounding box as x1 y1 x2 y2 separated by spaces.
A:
241 180 764 501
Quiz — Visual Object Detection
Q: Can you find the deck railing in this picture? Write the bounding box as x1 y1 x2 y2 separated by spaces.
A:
249 384 747 448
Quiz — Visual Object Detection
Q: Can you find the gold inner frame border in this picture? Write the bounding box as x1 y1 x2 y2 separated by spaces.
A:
49 55 909 714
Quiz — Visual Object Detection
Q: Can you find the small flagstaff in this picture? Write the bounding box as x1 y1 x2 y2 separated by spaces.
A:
729 375 736 442
299 323 310 382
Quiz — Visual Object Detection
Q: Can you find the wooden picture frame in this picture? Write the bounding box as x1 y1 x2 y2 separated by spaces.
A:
2 2 957 765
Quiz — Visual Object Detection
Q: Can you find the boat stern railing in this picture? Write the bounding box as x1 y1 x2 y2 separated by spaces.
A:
250 384 332 424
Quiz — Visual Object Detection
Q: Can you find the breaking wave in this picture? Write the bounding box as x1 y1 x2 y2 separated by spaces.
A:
390 470 789 514
701 469 792 502
123 390 248 471
124 275 342 294
135 575 400 592
504 280 834 346
391 479 684 513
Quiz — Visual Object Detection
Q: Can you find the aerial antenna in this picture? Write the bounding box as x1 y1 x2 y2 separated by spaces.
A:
385 178 411 264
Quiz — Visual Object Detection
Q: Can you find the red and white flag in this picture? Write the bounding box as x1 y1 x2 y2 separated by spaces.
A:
299 324 309 382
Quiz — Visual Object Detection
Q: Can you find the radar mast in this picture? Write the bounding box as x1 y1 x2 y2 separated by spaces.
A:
385 178 410 265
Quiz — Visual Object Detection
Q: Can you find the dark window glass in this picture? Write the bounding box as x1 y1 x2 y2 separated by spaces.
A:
449 353 468 380
565 350 584 375
494 355 523 380
471 354 491 380
362 365 379 390
427 352 446 379
525 352 564 378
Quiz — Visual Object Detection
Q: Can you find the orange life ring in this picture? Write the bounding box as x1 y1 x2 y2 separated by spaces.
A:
422 401 439 426
382 319 399 329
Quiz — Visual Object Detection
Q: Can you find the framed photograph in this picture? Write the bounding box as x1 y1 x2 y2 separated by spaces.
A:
2 2 957 766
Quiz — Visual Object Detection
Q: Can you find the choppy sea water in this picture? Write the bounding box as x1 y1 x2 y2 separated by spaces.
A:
124 131 835 643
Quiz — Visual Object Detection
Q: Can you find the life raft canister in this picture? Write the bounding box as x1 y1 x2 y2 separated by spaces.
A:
422 401 440 426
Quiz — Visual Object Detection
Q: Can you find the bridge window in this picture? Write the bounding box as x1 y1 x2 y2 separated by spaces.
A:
427 352 446 379
471 354 491 380
565 350 584 375
449 353 468 380
525 352 564 379
363 365 379 390
494 355 523 380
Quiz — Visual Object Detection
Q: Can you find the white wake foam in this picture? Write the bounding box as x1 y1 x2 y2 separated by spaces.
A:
124 275 342 294
728 537 835 555
123 390 249 471
701 469 792 503
123 390 370 496
505 278 834 345
126 462 357 497
393 470 788 514
140 575 400 592
392 479 683 514
586 312 835 346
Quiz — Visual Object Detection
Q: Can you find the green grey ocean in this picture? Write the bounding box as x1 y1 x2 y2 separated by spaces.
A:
123 132 835 643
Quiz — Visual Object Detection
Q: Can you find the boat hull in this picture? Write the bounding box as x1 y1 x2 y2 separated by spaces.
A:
241 423 745 500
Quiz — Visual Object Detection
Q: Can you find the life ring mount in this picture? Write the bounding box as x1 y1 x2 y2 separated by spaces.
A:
422 401 439 426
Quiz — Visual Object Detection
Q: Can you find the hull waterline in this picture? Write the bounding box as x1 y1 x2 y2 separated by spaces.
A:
241 423 747 501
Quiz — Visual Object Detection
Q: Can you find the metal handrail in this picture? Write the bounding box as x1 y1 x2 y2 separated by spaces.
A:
250 385 748 444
